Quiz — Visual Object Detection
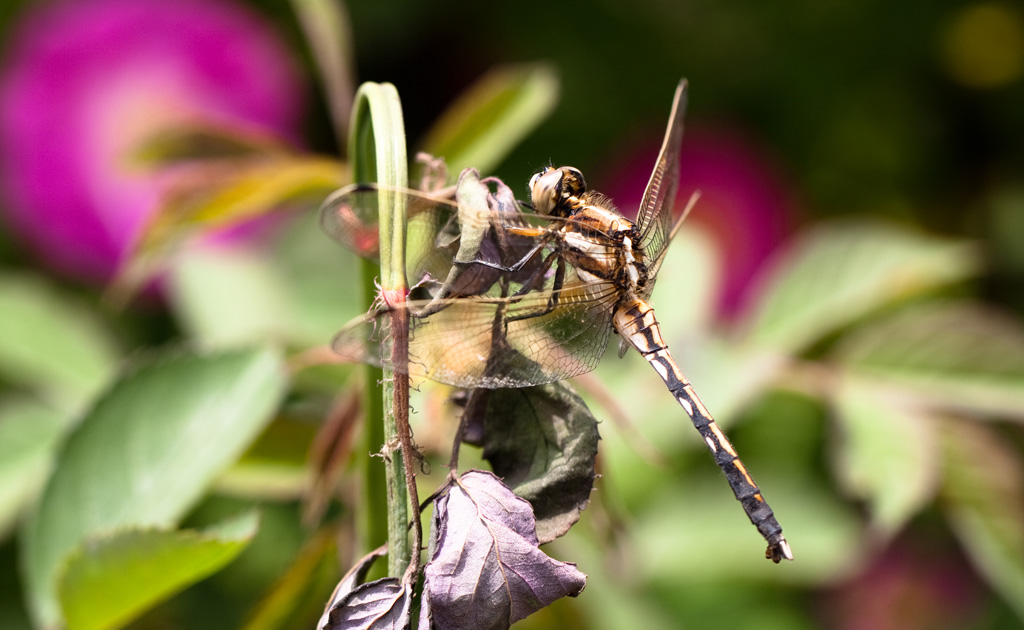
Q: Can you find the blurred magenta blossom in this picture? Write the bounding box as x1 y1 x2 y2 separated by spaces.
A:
822 542 984 630
603 123 794 319
0 0 304 282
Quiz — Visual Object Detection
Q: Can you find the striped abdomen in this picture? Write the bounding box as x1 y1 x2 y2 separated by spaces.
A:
612 297 792 562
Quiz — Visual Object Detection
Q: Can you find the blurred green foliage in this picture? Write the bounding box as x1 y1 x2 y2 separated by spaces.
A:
2 0 1024 629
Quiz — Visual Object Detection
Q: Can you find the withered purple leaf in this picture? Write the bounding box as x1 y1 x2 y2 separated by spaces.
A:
318 546 388 630
318 546 410 630
422 470 586 630
322 578 411 630
461 382 599 542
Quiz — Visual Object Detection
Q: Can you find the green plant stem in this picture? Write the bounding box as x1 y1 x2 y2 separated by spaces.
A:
347 82 421 580
350 94 388 569
358 260 387 559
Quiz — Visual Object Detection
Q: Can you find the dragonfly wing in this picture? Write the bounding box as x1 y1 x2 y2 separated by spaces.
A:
329 309 386 367
331 278 620 389
318 184 455 260
636 80 688 265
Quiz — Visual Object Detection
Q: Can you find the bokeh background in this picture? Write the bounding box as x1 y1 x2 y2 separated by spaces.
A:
2 0 1024 628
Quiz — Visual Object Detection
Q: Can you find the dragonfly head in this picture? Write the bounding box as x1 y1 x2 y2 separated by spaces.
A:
529 166 586 217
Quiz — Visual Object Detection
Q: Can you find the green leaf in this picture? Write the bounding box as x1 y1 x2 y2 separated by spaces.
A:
243 528 342 630
137 155 348 256
0 273 118 411
168 247 296 350
58 511 259 630
215 413 323 501
834 301 1024 420
21 346 286 628
986 184 1024 272
420 64 559 177
0 398 67 539
112 155 348 302
168 216 365 350
941 419 1024 623
348 81 408 287
743 221 979 352
129 123 296 167
274 211 364 346
648 226 723 338
830 379 939 538
462 382 600 543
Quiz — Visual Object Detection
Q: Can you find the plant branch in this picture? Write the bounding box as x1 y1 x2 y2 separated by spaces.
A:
347 82 421 581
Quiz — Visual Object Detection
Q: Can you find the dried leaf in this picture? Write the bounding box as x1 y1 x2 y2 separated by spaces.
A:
319 546 408 630
422 470 586 630
461 383 599 543
324 579 411 630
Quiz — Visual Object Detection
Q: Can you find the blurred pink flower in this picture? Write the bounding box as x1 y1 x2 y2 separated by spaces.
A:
601 122 795 320
0 0 303 282
821 541 983 630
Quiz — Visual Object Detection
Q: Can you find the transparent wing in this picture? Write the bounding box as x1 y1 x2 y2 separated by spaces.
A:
331 275 620 389
319 184 466 267
635 80 688 267
318 183 396 259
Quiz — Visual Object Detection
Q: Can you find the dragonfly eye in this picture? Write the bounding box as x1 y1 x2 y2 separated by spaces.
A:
528 170 543 195
529 167 562 215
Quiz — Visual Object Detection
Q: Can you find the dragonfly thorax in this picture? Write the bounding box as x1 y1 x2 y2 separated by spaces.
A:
559 197 650 297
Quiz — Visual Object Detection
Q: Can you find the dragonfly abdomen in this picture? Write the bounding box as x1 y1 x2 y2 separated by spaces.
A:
612 298 793 563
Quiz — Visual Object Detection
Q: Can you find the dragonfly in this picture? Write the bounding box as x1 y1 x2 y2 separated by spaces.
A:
320 80 792 563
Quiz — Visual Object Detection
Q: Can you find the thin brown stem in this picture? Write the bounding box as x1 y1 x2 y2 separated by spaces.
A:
388 305 422 586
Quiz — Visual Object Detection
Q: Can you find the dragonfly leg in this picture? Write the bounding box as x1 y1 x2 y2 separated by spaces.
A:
471 240 546 273
471 230 553 274
506 255 567 323
412 238 561 321
409 236 557 321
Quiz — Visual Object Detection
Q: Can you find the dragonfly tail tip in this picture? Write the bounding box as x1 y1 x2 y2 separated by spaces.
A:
767 538 794 563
